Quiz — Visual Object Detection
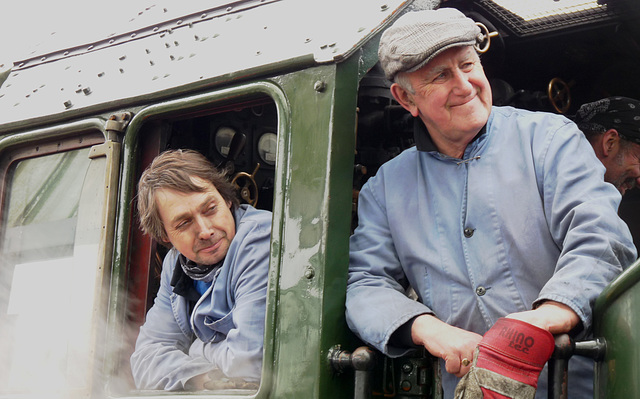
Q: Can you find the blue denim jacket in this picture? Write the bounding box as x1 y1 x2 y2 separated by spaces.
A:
131 205 271 390
346 106 637 398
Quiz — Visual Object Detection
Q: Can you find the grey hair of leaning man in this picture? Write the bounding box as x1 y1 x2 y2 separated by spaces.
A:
345 7 636 399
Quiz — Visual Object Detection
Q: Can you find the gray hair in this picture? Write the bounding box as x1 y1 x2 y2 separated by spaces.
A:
394 72 416 94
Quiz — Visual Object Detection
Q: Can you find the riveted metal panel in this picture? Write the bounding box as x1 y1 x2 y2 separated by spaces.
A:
0 0 406 128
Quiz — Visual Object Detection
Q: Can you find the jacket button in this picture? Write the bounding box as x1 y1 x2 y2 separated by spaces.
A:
464 227 475 238
475 286 486 296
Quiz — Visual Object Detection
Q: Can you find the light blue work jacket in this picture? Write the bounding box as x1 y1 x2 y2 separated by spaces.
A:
131 205 271 391
346 106 637 398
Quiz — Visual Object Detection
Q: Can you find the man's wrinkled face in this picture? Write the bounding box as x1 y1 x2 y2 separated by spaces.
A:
400 46 492 151
157 177 236 265
605 141 640 195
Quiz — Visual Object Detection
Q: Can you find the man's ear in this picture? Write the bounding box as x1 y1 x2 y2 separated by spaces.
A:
160 234 171 245
159 225 172 245
602 129 621 157
390 83 419 117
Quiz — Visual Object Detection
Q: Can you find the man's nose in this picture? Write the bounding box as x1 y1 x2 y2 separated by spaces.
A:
452 69 473 95
195 216 215 240
633 163 640 181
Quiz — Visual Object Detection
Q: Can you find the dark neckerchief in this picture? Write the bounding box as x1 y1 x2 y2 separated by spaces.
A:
170 257 202 303
178 253 220 282
171 254 221 300
413 118 487 154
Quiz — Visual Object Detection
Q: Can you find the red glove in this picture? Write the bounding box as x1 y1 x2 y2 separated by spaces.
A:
454 318 555 399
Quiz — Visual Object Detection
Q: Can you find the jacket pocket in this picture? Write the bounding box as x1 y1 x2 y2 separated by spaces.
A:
203 312 234 343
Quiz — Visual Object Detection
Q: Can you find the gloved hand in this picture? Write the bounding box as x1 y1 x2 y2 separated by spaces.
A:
454 317 555 399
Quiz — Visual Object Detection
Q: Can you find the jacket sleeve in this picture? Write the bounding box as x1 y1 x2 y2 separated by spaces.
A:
535 118 637 333
130 249 216 391
188 213 271 382
346 172 433 357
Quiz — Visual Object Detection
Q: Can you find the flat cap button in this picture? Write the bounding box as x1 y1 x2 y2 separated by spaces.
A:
464 227 475 238
475 286 486 296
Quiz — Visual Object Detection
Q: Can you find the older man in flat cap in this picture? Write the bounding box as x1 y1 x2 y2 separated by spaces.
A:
575 96 640 196
345 7 636 399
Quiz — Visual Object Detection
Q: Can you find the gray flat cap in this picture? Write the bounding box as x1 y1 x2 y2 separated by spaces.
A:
378 8 481 81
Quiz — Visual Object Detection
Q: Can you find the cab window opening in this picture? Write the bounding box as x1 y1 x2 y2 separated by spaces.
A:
123 97 278 395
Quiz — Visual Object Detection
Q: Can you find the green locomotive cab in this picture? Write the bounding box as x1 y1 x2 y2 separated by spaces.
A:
0 0 639 398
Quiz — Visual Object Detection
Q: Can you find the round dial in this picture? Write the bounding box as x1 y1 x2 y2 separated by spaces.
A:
214 126 236 157
257 133 277 166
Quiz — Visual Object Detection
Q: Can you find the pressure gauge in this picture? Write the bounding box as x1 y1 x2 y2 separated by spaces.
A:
214 126 236 157
257 132 277 166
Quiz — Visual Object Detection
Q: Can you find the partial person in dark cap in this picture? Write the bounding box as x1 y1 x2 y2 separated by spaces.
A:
574 96 640 195
345 7 636 399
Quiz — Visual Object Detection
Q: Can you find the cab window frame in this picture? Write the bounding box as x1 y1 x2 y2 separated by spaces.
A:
0 121 110 398
109 81 289 398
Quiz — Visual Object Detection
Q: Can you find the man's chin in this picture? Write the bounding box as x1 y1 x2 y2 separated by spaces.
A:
454 104 490 127
196 247 228 265
617 180 639 196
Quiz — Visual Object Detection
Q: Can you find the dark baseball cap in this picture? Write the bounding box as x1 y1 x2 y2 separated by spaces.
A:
575 96 640 144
